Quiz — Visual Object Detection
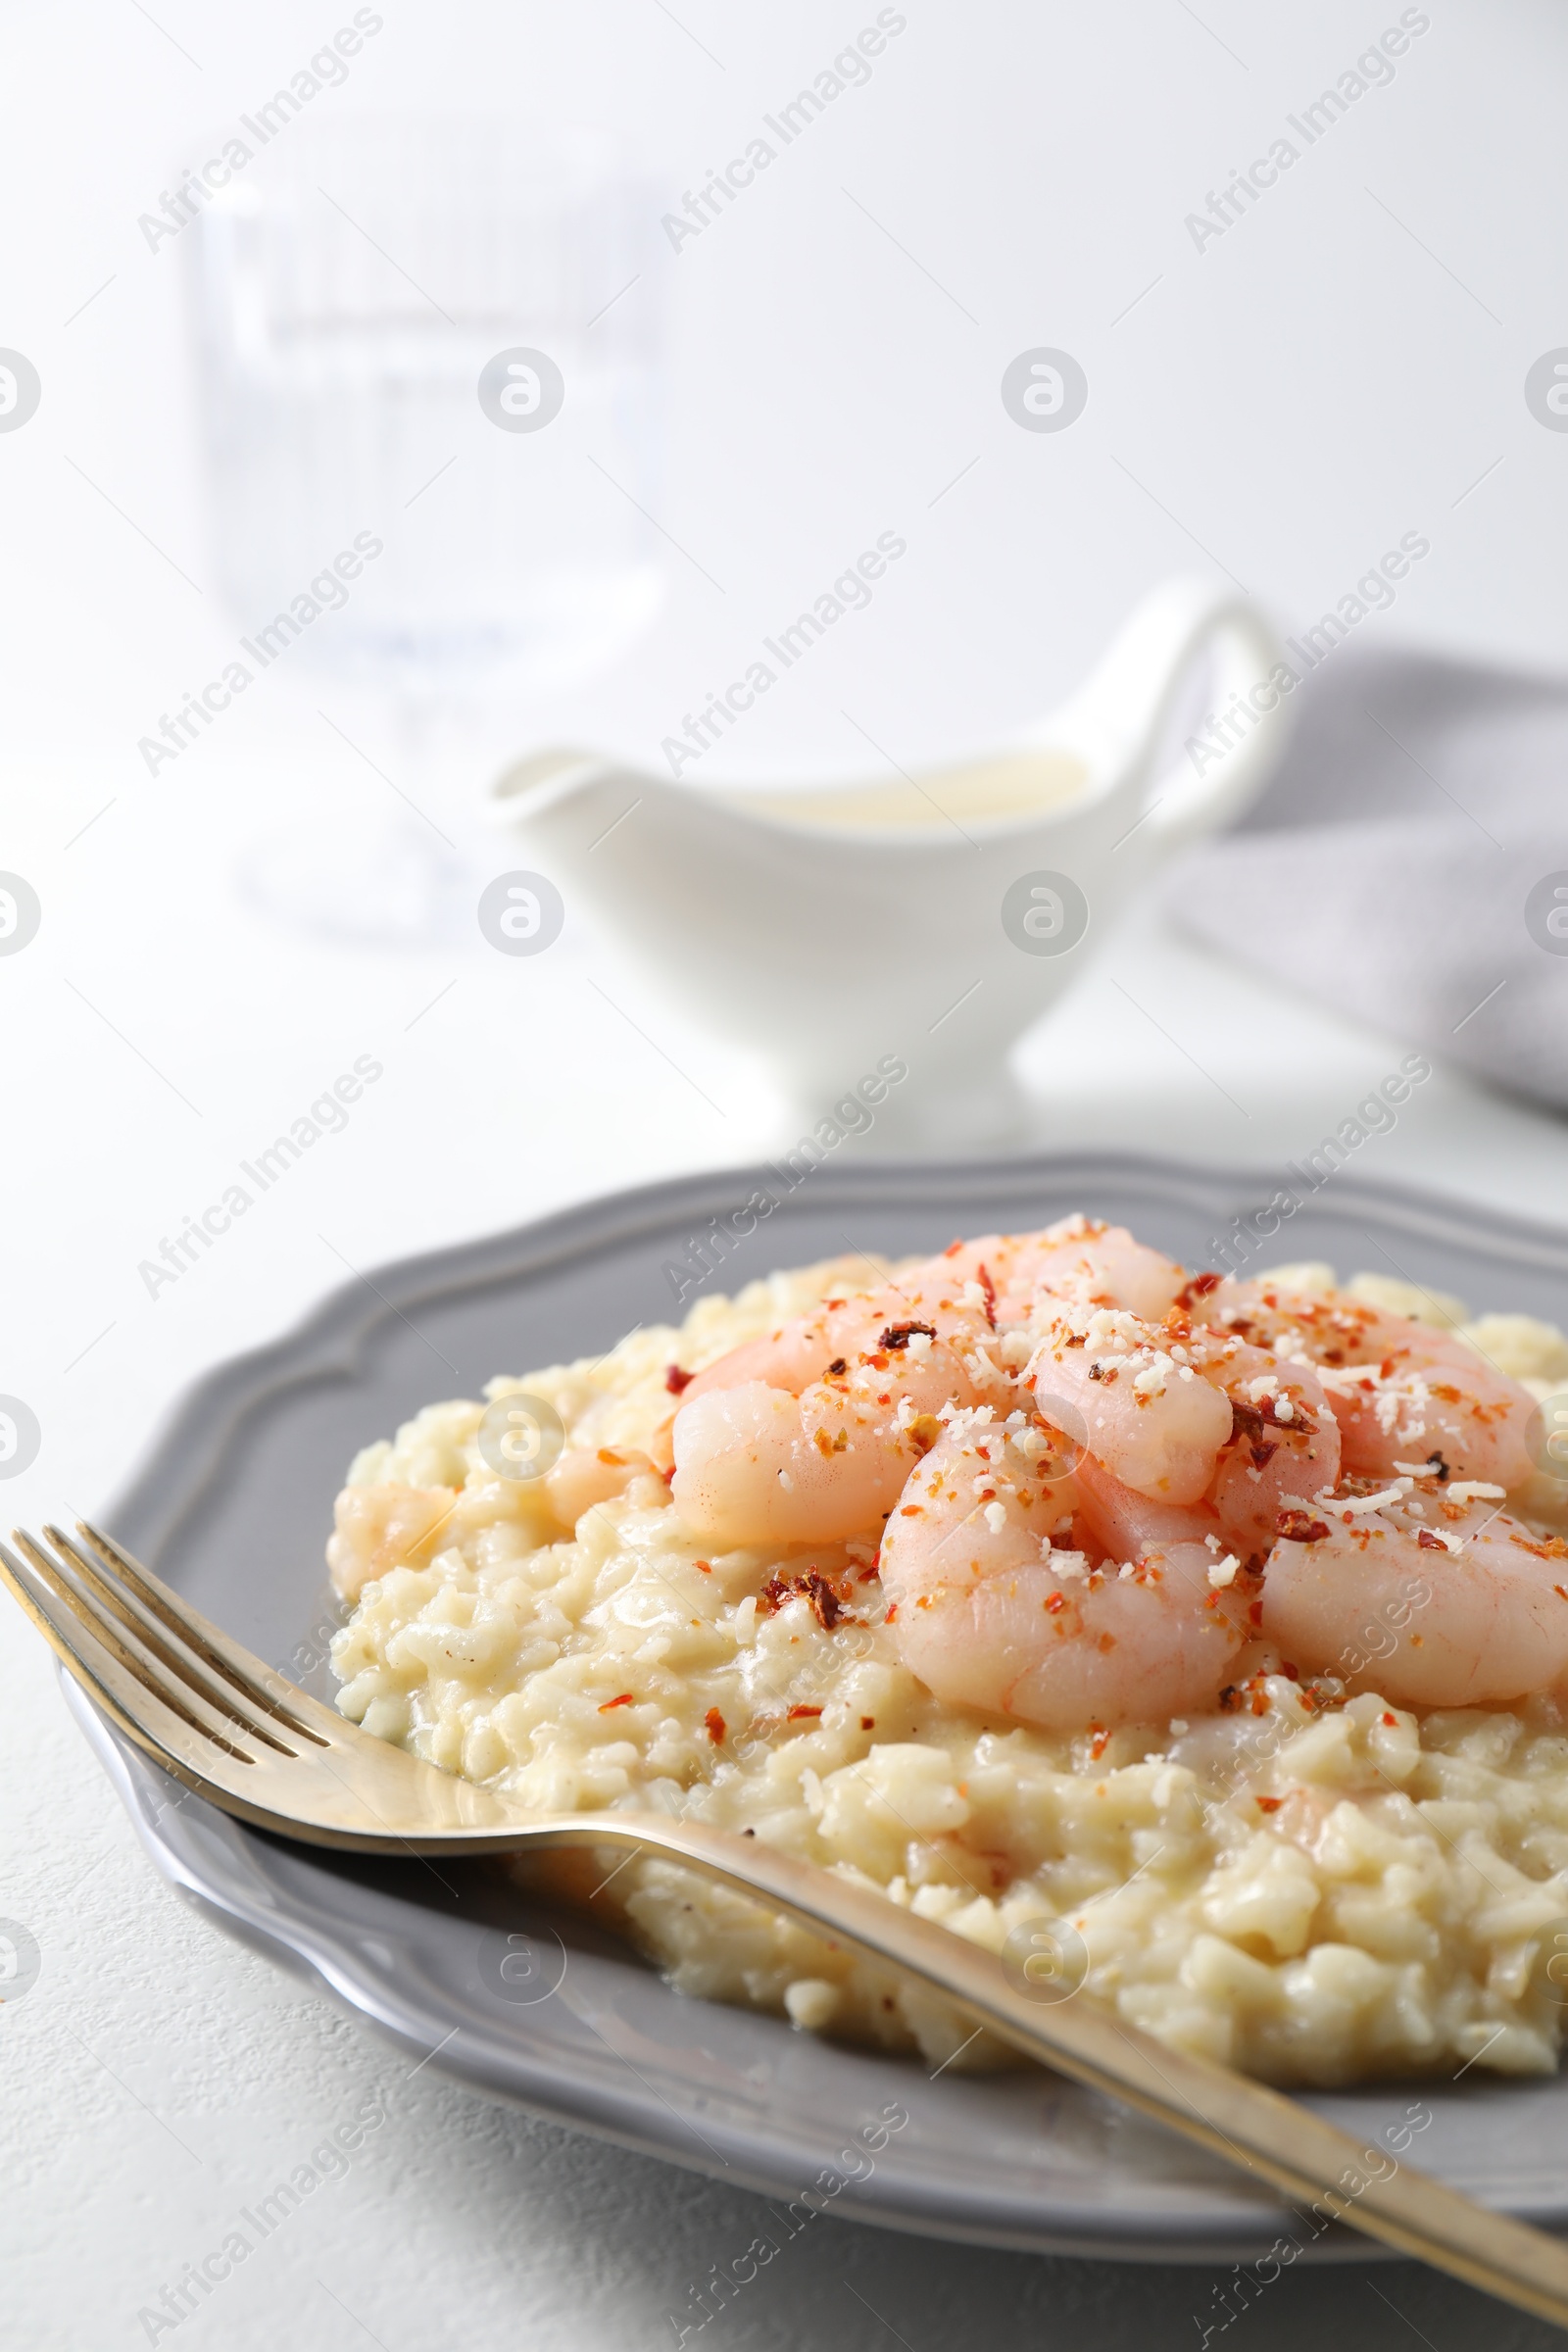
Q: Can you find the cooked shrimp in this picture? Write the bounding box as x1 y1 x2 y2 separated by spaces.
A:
1320 1345 1537 1491
543 1446 661 1531
677 1252 990 1407
327 1483 459 1603
880 1412 1247 1730
670 1272 1008 1545
1195 1277 1538 1490
677 1315 849 1406
671 1221 1198 1547
678 1217 1184 1408
1071 1448 1224 1560
1203 1346 1341 1558
939 1214 1187 1327
1023 1302 1236 1505
1261 1472 1568 1706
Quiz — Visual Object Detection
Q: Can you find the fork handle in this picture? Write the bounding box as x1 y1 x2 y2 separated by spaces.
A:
498 1812 1568 2324
22 1518 1568 2331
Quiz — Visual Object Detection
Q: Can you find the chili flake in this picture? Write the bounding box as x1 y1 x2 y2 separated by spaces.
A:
759 1570 848 1630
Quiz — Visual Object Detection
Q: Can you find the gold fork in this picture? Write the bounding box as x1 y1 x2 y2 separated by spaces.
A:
7 1519 1568 2327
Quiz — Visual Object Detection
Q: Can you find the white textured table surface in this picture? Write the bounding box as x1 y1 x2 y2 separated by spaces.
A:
6 4 1568 2347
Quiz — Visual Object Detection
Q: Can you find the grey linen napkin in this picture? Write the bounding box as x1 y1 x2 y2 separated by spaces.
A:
1173 641 1568 1110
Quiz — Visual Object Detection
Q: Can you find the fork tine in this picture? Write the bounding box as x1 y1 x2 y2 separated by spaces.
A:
0 1534 258 1771
74 1520 332 1748
37 1524 298 1757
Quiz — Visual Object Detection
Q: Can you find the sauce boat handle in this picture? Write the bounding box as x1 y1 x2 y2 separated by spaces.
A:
1050 576 1292 852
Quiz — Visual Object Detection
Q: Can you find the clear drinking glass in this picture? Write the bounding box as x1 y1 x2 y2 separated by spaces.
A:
189 115 665 938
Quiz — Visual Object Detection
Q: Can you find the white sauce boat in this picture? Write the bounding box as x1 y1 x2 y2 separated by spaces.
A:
493 576 1291 1145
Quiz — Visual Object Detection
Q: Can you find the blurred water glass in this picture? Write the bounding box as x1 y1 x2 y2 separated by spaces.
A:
191 116 666 696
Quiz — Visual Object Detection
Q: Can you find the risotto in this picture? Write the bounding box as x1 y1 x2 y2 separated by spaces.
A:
326 1231 1568 2086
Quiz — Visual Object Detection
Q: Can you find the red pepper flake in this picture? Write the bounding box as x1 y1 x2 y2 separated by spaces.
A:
860 1715 875 1731
1281 1661 1299 1682
827 1357 847 1376
787 1704 823 1722
884 1601 898 1622
1516 1533 1568 1560
759 1569 848 1630
1255 1795 1284 1813
1382 1711 1398 1726
695 1559 711 1574
1416 1529 1446 1550
1045 1592 1066 1614
1178 1271 1223 1303
1276 1508 1330 1544
879 1320 937 1351
664 1364 694 1395
599 1692 635 1712
976 1262 998 1328
705 1707 726 1744
900 1503 922 1517
1088 1726 1110 1760
1248 1600 1264 1626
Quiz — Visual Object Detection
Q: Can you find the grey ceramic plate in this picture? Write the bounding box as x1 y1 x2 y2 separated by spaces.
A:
70 1152 1568 2261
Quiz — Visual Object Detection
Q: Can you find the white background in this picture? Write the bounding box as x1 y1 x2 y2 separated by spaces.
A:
3 3 1568 2345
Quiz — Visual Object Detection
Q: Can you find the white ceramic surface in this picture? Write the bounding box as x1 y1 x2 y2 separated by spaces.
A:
492 582 1291 1143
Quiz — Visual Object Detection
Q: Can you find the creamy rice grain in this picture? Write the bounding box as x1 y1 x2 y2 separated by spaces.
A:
329 1255 1568 2084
